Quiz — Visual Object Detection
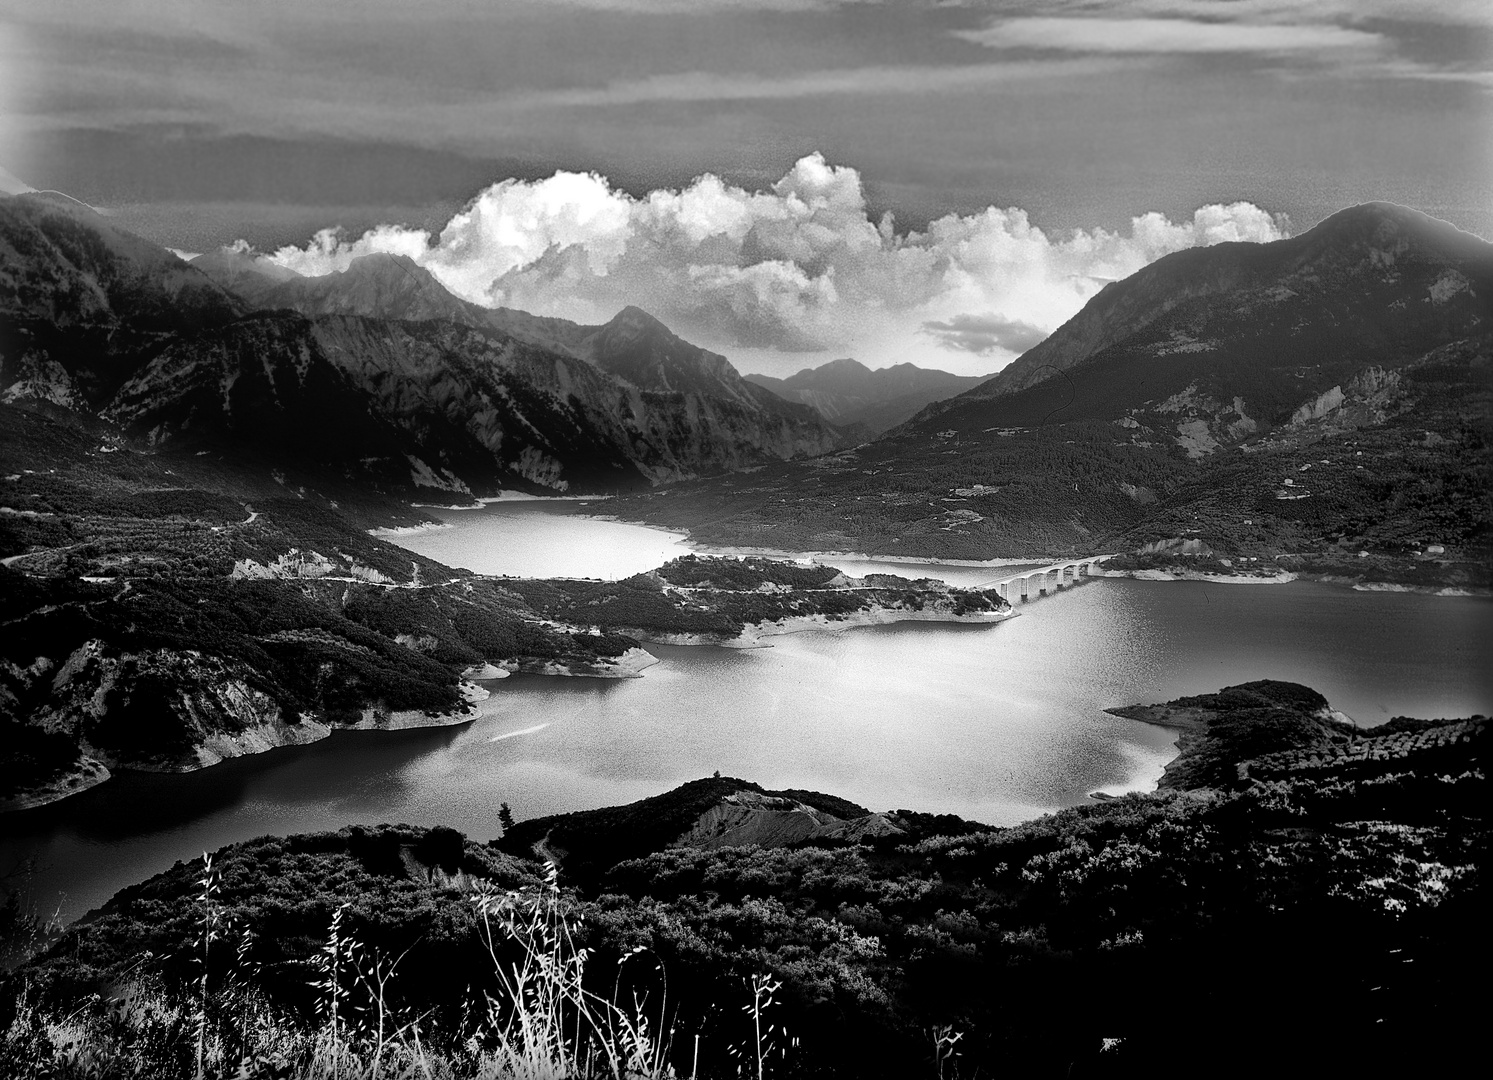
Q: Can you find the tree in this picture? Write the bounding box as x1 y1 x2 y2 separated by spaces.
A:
498 802 515 834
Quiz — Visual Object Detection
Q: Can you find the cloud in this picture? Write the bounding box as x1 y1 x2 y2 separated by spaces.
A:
951 2 1493 84
921 313 1051 356
499 58 1146 110
260 153 1289 375
959 16 1384 55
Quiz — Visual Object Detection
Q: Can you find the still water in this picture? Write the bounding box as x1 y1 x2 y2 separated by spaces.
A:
5 504 1490 922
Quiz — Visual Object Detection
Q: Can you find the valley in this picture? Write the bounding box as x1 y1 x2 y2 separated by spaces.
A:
2 188 1489 1079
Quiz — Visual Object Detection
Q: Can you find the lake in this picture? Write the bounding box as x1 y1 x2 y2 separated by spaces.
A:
4 502 1490 922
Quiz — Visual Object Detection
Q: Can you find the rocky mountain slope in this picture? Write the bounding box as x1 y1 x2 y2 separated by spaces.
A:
101 309 837 493
0 194 243 410
907 202 1492 448
1 198 838 498
606 204 1491 579
747 357 988 435
188 251 842 484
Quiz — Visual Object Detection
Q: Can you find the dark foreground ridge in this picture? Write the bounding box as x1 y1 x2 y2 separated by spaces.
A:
4 683 1486 1078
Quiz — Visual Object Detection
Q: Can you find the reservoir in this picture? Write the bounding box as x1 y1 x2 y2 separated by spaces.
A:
5 502 1491 922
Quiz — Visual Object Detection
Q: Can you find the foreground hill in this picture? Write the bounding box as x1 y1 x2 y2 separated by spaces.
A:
9 682 1486 1077
746 357 989 435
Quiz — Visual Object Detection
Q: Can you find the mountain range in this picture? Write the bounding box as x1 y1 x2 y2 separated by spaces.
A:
745 357 989 436
608 203 1491 574
3 194 1488 570
1 195 842 495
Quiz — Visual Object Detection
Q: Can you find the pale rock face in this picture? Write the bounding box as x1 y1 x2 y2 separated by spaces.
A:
1427 269 1471 304
1291 385 1346 426
1288 367 1405 431
0 351 87 410
1151 384 1260 457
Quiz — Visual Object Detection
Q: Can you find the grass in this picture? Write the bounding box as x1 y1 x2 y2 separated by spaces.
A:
0 859 810 1080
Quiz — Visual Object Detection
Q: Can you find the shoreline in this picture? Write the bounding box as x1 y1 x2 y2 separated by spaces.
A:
572 509 1047 568
0 683 492 815
624 603 1019 650
1097 568 1298 585
0 645 665 815
1099 566 1490 596
2 595 1014 814
387 500 1486 595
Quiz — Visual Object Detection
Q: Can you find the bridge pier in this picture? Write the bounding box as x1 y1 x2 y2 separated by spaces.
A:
987 556 1112 604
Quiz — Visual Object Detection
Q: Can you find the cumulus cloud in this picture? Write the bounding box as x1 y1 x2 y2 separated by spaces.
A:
261 153 1288 375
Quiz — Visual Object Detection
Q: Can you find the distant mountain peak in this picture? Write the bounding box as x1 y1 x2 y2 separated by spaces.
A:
192 246 302 285
815 357 872 376
606 305 670 334
342 251 426 276
744 357 990 435
1298 200 1492 260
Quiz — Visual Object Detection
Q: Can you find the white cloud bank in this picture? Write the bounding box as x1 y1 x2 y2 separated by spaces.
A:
263 154 1287 376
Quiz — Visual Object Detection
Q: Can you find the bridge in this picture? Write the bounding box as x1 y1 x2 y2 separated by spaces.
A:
974 555 1116 604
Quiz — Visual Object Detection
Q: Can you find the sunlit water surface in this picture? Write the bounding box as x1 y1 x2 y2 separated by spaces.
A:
5 502 1489 921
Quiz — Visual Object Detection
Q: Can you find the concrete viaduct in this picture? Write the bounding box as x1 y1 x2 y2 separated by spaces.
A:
977 555 1115 604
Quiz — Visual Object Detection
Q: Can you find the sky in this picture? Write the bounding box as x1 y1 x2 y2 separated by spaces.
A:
2 0 1490 376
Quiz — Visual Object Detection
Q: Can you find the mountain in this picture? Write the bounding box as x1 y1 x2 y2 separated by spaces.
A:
101 310 838 493
187 244 302 298
746 357 989 435
2 211 838 495
604 204 1491 576
194 252 833 428
0 194 243 409
194 250 477 325
906 202 1492 453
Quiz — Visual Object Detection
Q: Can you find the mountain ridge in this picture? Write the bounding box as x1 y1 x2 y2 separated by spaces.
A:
746 357 989 434
0 202 841 495
907 201 1493 436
